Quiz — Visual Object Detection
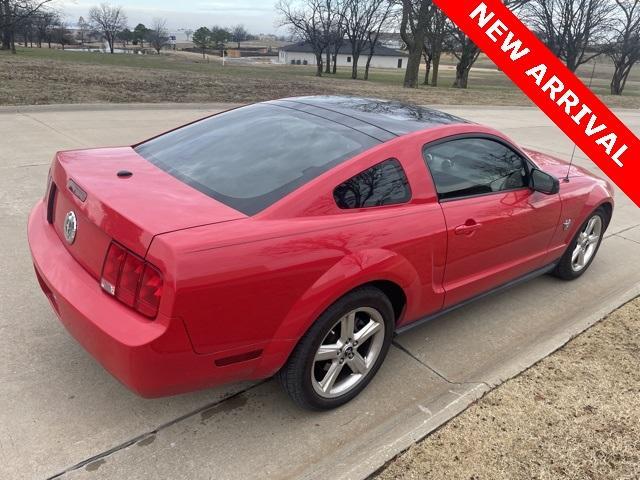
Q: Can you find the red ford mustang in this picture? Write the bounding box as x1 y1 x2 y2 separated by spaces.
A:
28 96 614 410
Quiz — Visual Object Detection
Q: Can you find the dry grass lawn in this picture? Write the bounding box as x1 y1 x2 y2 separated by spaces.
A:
375 297 640 480
1 48 638 108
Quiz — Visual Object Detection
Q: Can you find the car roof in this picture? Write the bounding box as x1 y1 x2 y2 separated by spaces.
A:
267 96 470 141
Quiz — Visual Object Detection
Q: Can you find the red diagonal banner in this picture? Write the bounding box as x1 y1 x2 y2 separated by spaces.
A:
433 0 640 207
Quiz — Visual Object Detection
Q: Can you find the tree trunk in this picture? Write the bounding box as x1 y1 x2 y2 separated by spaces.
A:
610 61 633 95
315 53 323 77
453 63 470 88
332 53 337 74
422 50 431 85
351 52 360 79
0 0 10 51
611 69 623 95
325 50 331 73
431 52 441 87
423 60 430 85
2 28 12 50
403 42 424 88
364 52 373 80
566 54 578 73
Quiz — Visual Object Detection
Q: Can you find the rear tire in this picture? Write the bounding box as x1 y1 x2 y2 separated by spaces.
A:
553 207 606 280
277 287 394 410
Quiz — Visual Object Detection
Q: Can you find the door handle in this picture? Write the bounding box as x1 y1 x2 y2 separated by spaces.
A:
454 221 482 235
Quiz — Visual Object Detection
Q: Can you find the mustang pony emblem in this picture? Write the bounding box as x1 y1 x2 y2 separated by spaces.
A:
63 211 77 245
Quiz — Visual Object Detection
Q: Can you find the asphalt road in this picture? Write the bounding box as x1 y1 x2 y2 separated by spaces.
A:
1 104 638 480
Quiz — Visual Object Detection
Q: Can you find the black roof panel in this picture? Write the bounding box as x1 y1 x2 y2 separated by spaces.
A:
278 96 470 136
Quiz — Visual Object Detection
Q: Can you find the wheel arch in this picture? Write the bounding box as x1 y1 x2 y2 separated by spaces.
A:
598 200 613 229
365 279 407 322
253 249 419 378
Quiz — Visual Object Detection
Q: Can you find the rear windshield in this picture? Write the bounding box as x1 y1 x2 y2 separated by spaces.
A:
135 104 379 215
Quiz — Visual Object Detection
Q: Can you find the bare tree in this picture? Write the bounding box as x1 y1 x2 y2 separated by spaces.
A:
53 19 72 49
320 0 343 73
450 0 531 88
525 0 614 72
77 15 89 45
16 11 34 46
449 27 481 88
276 0 330 76
89 3 126 53
422 4 446 86
344 0 390 79
399 0 431 88
0 0 53 52
605 0 640 94
148 17 168 54
328 2 348 73
33 9 55 47
230 24 248 48
363 1 396 80
183 28 193 41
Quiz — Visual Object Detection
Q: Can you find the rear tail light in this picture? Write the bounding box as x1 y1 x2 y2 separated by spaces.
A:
137 265 163 317
100 242 163 318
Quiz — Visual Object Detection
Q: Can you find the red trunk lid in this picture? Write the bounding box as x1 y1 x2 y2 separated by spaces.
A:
49 147 246 279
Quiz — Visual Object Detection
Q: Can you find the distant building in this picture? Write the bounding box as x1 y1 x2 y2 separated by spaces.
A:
279 41 408 70
377 33 404 50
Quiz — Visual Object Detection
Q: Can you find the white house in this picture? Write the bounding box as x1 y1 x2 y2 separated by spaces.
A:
279 41 408 70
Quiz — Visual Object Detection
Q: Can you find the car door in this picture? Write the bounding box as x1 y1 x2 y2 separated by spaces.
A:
423 136 561 307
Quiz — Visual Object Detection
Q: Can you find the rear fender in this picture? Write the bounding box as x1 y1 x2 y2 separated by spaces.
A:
253 248 421 377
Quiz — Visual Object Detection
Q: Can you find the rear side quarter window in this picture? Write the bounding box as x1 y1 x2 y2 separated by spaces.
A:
334 159 411 209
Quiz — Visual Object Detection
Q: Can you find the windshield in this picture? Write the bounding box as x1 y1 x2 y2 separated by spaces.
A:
135 104 379 215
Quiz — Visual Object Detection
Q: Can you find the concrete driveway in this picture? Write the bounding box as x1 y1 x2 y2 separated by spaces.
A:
1 104 638 480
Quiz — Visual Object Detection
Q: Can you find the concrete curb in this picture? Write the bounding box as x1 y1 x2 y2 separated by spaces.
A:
340 283 640 480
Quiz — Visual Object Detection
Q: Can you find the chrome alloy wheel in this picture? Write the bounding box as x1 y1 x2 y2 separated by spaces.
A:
571 215 602 272
311 307 386 399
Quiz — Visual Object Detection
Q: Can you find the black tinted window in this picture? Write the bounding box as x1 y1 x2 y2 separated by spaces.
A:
334 159 411 209
423 138 527 200
135 104 379 215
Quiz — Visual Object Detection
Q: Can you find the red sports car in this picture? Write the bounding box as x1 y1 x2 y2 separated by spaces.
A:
28 96 614 410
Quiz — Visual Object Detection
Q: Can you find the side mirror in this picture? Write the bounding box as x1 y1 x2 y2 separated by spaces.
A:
530 168 560 195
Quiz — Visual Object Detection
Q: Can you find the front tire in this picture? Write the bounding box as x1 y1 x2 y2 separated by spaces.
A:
277 287 394 410
553 207 606 280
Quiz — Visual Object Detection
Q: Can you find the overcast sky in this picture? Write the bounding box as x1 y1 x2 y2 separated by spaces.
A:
54 0 284 34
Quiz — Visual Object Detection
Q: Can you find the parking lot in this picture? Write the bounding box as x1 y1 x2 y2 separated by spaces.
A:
1 104 639 480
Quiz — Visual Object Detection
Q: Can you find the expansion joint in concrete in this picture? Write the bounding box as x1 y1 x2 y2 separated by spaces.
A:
391 341 490 389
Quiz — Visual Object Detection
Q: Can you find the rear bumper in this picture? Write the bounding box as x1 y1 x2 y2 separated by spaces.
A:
27 200 260 397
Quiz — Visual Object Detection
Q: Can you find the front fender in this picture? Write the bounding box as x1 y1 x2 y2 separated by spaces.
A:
568 181 614 239
253 248 421 377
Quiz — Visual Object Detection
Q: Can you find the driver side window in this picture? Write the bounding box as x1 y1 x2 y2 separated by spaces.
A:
423 137 528 201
